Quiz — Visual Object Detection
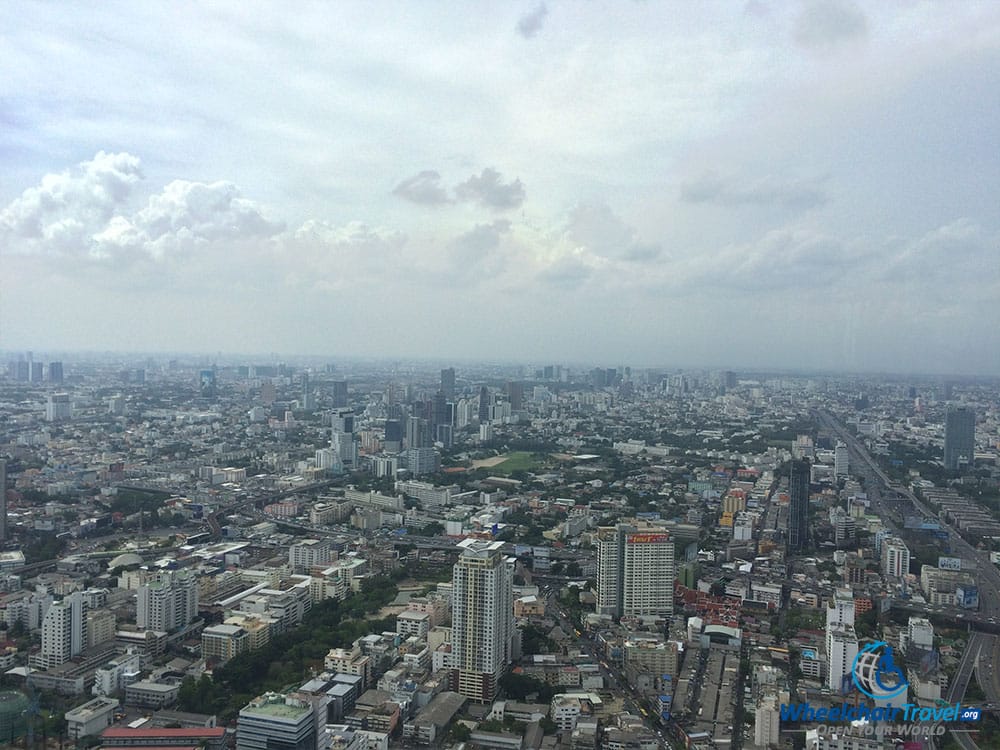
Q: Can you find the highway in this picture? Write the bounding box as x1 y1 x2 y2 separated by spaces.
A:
818 411 1000 749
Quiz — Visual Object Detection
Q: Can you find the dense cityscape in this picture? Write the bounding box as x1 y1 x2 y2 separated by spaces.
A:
0 354 997 750
4 3 1000 750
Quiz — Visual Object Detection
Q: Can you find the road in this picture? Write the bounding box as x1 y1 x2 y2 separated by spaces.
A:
818 410 1000 750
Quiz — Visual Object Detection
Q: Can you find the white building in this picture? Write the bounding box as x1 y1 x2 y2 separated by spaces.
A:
45 393 72 421
65 696 118 740
289 539 333 572
448 539 513 703
596 524 674 617
35 592 87 669
136 571 198 633
754 694 780 748
834 442 850 479
827 625 859 692
881 537 911 579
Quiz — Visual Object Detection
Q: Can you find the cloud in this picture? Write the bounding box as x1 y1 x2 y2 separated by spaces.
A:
565 202 661 262
93 180 284 261
880 218 998 284
1 151 143 243
392 170 450 205
289 220 408 290
538 253 593 287
451 220 512 259
679 171 828 210
794 0 867 50
455 168 526 210
516 3 548 39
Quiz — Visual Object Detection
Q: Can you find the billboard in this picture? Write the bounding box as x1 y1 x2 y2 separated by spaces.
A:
627 533 669 544
938 556 962 570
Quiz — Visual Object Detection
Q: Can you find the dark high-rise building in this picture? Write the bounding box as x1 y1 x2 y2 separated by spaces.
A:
0 458 6 544
332 408 355 435
440 368 456 400
788 459 810 552
48 362 64 383
432 390 449 428
944 406 976 471
14 361 29 381
384 419 403 453
478 387 490 423
30 362 43 382
331 380 348 408
505 381 524 411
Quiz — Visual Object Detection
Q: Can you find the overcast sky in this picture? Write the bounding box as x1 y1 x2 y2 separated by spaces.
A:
2 1 999 374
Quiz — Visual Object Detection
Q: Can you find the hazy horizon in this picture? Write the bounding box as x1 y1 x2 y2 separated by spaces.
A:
3 2 999 374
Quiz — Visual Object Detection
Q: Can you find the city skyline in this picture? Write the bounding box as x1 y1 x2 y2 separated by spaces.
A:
3 2 1000 374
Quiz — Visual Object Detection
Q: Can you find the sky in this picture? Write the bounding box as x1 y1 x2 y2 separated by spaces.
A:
2 1 999 374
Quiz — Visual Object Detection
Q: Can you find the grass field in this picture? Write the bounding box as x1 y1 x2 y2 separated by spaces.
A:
489 451 545 475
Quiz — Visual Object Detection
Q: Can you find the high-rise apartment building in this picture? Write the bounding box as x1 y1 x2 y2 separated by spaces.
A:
596 523 674 618
45 393 72 422
787 459 810 552
448 539 513 703
827 625 859 692
136 572 198 632
834 441 850 479
881 537 910 579
36 592 88 669
943 406 976 471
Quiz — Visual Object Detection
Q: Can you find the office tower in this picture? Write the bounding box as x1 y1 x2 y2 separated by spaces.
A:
48 361 64 383
505 381 524 411
440 368 455 400
0 458 5 544
237 693 316 750
943 405 975 471
596 523 674 617
45 393 72 422
330 431 357 472
881 537 910 579
136 572 198 632
436 423 453 449
199 369 216 397
432 390 449 429
449 539 513 702
14 360 29 381
37 592 88 669
722 370 737 390
834 441 850 479
827 625 859 692
300 372 315 410
332 408 355 435
478 387 490 423
331 380 349 408
787 459 810 552
384 419 403 453
406 416 429 450
30 362 43 382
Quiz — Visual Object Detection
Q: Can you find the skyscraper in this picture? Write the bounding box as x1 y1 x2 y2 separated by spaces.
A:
943 405 975 471
0 458 6 545
505 381 524 411
331 380 348 409
449 539 513 703
787 459 810 552
477 387 490 423
48 361 64 383
596 523 674 617
440 368 456 400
